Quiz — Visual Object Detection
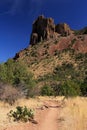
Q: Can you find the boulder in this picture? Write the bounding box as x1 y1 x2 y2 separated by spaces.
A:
30 33 38 45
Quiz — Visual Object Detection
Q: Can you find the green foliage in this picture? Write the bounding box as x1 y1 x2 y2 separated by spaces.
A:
41 85 54 96
59 80 81 97
30 51 38 57
74 30 80 35
70 38 76 47
53 63 76 81
80 78 87 96
38 56 87 97
8 106 34 122
75 53 85 60
51 82 62 96
0 59 36 98
0 50 87 98
74 28 87 35
0 63 7 82
5 59 16 84
54 50 60 56
83 29 87 34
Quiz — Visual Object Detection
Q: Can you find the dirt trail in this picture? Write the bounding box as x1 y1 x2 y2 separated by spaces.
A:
38 104 58 130
3 101 59 130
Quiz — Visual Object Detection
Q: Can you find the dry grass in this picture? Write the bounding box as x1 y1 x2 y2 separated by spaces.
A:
0 97 43 129
0 96 87 130
58 97 87 130
0 96 62 129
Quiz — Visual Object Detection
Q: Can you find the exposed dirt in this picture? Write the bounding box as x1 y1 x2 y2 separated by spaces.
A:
3 101 60 130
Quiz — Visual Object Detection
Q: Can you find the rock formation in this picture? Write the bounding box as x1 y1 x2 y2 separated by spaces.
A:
30 15 72 45
55 23 71 36
30 15 55 45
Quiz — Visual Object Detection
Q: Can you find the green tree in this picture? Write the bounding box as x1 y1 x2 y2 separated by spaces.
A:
0 59 36 97
5 59 15 84
0 63 7 82
59 80 81 97
41 85 54 96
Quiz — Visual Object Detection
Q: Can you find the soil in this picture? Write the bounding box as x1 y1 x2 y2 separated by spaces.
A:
3 101 60 130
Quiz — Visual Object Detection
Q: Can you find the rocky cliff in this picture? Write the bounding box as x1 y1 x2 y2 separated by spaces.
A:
14 15 87 78
30 15 72 45
55 23 71 36
30 15 55 45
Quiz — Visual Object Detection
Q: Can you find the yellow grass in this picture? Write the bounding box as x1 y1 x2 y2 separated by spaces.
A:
58 97 87 130
0 96 87 130
0 97 43 129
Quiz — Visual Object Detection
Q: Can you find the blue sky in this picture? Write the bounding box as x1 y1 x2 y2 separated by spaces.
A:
0 0 87 63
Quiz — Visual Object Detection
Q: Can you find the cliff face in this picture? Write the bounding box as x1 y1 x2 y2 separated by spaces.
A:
28 15 87 53
30 15 72 45
30 15 55 45
55 23 71 36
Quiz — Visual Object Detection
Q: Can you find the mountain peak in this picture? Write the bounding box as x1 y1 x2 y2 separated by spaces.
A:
13 15 87 79
30 15 55 45
30 15 72 45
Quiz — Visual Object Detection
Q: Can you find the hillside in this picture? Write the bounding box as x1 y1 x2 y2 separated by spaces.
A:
0 15 87 99
14 16 87 79
14 35 87 77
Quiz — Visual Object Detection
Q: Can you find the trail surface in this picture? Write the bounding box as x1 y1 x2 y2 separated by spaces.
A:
37 103 58 130
3 101 59 130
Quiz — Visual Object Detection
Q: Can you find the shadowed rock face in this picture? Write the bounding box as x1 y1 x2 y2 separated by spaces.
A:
30 15 72 45
30 15 55 45
55 23 71 36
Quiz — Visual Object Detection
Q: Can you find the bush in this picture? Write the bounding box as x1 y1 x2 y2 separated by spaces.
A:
51 82 62 96
80 78 87 96
8 106 34 122
75 53 85 60
59 80 81 97
0 83 21 105
41 85 54 96
0 59 37 98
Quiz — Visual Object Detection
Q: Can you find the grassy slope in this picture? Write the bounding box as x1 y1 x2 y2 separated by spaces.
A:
15 34 87 80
